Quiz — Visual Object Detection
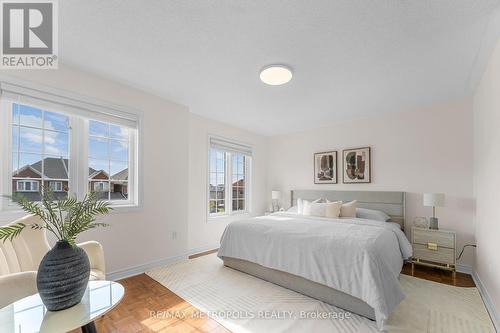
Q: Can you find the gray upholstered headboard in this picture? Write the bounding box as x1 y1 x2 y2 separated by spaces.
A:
290 190 406 229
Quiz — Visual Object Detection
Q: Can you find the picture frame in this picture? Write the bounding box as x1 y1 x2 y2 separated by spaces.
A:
314 151 337 184
342 147 371 183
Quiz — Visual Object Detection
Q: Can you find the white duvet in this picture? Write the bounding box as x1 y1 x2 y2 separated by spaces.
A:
217 213 412 330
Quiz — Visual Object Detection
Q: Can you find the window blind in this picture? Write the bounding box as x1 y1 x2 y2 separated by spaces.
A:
209 136 252 156
0 81 139 128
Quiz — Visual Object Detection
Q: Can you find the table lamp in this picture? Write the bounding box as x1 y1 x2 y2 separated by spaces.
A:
271 190 281 212
423 193 445 230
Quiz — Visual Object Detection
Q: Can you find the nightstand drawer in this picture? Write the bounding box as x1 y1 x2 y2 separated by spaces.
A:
412 228 455 248
413 243 455 264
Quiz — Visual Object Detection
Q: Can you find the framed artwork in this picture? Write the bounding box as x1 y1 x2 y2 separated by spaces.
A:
314 151 337 184
342 147 371 183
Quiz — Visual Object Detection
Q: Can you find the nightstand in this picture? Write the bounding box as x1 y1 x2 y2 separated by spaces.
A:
411 226 456 275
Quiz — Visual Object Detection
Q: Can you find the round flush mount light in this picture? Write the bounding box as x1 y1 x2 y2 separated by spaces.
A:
260 65 293 85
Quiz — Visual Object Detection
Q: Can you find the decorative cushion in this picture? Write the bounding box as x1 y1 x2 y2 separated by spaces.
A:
340 200 357 218
302 198 322 216
325 201 342 218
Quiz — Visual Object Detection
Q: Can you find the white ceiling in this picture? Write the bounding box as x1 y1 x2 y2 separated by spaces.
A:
60 0 500 136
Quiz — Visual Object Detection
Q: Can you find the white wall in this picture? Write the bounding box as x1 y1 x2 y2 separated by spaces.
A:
267 101 475 267
0 65 269 276
0 62 482 282
473 34 500 321
0 66 191 277
187 113 267 252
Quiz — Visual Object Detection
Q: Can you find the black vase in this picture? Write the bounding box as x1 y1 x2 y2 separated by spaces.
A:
37 240 90 311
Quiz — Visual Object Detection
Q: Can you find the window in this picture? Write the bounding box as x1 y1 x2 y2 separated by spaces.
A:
208 137 251 216
17 180 39 192
48 181 63 192
88 120 129 201
209 149 226 214
0 82 140 211
92 181 109 192
231 154 246 212
11 103 69 201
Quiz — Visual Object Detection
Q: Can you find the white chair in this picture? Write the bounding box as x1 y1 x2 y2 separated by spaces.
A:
0 215 106 308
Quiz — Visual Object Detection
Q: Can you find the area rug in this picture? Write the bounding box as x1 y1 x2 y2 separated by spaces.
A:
147 254 495 333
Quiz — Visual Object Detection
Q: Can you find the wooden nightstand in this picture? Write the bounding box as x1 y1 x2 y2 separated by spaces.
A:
411 227 456 275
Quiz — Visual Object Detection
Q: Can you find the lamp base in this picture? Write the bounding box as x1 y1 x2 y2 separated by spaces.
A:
429 217 439 230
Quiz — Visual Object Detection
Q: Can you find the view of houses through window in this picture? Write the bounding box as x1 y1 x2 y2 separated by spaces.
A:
11 103 70 201
209 149 226 213
231 154 246 211
88 120 129 201
209 145 249 215
9 103 130 203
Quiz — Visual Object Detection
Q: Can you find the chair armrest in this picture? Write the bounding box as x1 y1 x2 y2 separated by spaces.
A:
78 241 106 276
0 271 37 308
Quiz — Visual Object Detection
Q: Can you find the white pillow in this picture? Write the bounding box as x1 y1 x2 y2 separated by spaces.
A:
340 200 357 218
309 202 327 217
301 198 322 216
325 201 342 218
356 208 390 222
297 198 303 214
286 206 298 214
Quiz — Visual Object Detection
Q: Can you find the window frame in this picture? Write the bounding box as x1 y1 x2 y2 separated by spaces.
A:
49 181 63 192
16 180 39 192
207 139 252 219
86 119 135 205
0 93 141 213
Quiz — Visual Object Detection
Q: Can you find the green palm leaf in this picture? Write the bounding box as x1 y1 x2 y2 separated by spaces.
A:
0 187 111 245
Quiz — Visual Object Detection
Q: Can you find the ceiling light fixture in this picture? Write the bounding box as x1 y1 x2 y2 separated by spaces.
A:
260 65 293 85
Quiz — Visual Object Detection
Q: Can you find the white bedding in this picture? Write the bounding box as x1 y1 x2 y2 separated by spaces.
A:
217 212 412 330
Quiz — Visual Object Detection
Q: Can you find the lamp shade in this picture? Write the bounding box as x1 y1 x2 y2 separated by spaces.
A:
423 193 445 207
271 191 281 200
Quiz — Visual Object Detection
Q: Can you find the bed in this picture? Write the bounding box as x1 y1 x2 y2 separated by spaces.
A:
217 190 412 330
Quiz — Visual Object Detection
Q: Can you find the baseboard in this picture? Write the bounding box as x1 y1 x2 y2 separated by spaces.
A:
106 244 220 281
456 263 473 274
106 253 188 281
185 243 219 257
472 270 499 332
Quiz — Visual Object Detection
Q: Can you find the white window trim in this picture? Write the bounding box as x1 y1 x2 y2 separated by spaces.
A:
16 180 39 192
0 79 143 213
207 137 252 220
49 181 63 192
93 181 109 192
84 119 136 206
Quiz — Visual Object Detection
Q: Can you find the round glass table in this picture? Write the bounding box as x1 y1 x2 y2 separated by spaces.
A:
0 280 124 333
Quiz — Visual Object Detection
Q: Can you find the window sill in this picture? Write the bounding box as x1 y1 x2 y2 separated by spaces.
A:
109 203 142 213
0 203 142 222
208 211 251 222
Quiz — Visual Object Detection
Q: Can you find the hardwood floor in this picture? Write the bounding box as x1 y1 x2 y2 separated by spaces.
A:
401 262 475 287
73 255 475 332
72 273 230 333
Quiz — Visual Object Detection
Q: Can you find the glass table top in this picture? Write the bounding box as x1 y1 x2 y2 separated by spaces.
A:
0 280 124 333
